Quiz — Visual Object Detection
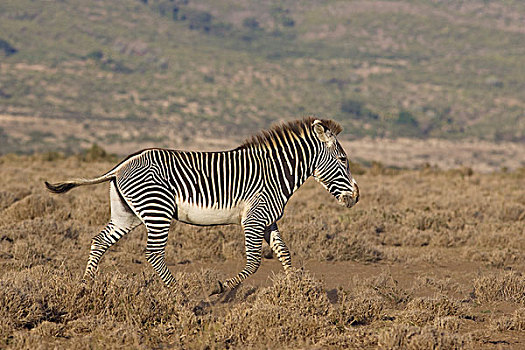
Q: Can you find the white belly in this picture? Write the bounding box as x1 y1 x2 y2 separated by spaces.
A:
176 201 244 225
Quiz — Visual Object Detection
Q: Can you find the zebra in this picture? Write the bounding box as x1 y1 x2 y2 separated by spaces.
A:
45 117 359 294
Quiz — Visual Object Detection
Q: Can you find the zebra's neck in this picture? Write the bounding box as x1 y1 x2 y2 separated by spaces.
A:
240 129 318 202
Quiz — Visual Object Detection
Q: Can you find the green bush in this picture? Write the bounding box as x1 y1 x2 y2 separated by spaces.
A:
0 39 17 56
281 16 295 27
243 17 260 30
85 50 103 61
341 99 364 115
270 6 295 28
208 22 233 37
187 10 212 32
341 99 379 120
79 144 116 162
397 110 419 127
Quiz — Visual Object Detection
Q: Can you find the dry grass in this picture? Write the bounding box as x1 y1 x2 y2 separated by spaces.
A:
0 155 524 348
377 324 471 350
493 308 525 332
473 271 525 305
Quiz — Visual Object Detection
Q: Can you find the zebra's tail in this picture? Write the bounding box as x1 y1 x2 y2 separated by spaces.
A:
45 172 115 194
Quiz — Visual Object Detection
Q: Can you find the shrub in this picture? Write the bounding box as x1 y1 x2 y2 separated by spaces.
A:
341 99 364 115
0 194 60 224
473 271 525 304
270 6 295 28
397 110 419 127
214 269 335 347
78 144 116 162
243 17 260 30
281 16 295 27
341 99 379 120
187 10 212 32
401 296 463 325
0 39 17 56
333 292 384 326
494 308 525 331
378 324 471 349
85 50 103 61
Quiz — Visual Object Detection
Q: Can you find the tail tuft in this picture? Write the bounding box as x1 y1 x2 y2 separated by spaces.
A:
44 181 77 194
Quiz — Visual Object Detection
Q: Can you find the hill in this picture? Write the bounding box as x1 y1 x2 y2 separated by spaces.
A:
0 0 524 155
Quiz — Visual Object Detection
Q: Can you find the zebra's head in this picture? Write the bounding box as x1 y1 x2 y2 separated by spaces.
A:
311 119 359 208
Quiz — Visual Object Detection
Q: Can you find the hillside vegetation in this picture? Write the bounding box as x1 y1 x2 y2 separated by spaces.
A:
0 0 524 154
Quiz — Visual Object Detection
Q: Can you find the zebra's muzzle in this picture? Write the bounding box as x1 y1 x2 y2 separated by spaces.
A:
338 189 359 208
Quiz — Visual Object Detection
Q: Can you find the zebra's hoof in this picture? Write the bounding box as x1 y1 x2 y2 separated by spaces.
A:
81 275 95 287
209 281 224 296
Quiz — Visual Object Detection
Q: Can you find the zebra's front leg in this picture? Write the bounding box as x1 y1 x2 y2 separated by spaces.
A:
264 222 292 272
211 221 264 295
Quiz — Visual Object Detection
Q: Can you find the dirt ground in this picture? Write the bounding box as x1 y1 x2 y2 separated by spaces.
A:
0 154 524 349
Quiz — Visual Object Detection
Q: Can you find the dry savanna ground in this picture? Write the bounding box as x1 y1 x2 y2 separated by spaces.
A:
0 153 524 349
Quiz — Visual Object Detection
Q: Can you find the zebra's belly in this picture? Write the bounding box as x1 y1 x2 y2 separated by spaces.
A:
176 202 244 225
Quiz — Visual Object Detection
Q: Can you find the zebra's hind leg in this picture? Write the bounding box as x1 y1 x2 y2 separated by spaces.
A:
125 183 177 287
144 221 176 287
83 182 141 281
264 222 292 272
211 221 264 295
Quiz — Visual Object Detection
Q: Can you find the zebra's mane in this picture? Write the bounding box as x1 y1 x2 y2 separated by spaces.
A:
237 116 342 150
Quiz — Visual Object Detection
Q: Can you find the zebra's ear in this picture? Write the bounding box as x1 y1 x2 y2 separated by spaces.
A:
312 120 335 145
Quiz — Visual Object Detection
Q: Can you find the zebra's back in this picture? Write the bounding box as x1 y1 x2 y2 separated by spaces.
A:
114 148 260 225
